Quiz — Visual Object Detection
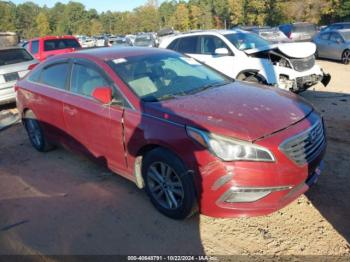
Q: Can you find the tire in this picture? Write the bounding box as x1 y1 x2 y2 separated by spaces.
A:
342 49 350 65
142 148 197 220
23 111 54 152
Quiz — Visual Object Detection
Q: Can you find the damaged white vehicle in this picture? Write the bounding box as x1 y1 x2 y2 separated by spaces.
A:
159 30 331 92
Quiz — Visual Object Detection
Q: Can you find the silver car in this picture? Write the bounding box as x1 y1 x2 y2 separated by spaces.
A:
0 47 38 105
313 29 350 64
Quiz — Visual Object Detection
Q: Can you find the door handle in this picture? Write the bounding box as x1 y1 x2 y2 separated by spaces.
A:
64 105 78 116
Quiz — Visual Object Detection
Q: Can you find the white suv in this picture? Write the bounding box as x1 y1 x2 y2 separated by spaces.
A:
159 30 331 92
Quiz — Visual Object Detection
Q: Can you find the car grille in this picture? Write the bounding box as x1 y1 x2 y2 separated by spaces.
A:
279 120 326 166
290 55 315 72
4 72 19 82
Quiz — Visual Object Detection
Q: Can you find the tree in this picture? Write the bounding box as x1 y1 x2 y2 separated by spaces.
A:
0 1 16 31
228 0 244 26
171 3 190 31
90 19 103 35
36 11 51 36
159 0 177 27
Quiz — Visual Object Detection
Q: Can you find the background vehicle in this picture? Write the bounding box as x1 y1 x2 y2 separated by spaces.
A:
160 30 330 92
313 29 350 64
279 22 317 42
251 27 290 43
109 37 132 47
134 34 158 47
16 48 326 219
24 36 81 61
0 47 37 105
0 32 19 47
321 22 350 32
94 36 108 47
76 36 96 48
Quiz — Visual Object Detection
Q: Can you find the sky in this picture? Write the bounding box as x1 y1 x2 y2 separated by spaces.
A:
10 0 165 13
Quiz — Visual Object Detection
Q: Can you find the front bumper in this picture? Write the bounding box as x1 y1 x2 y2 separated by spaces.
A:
191 116 326 218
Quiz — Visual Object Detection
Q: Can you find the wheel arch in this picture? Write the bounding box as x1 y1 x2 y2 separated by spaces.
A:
236 69 268 84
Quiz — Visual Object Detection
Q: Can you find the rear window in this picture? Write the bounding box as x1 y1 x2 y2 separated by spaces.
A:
0 49 33 66
41 63 69 89
44 39 80 51
293 24 316 33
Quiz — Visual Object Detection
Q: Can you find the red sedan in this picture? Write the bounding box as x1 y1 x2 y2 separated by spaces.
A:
16 47 326 219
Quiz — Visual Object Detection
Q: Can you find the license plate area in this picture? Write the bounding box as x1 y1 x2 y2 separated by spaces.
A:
4 72 19 82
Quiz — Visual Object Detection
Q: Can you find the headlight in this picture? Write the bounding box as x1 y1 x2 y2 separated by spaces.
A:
186 126 275 162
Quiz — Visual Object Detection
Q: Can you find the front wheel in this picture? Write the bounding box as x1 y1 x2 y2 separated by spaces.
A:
342 49 350 64
237 72 266 84
142 148 197 220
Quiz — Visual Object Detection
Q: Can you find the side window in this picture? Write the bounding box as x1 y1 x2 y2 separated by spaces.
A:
200 36 228 55
41 63 69 89
28 68 42 83
70 63 109 97
330 33 343 43
177 36 199 54
168 38 180 51
31 40 39 54
320 33 330 40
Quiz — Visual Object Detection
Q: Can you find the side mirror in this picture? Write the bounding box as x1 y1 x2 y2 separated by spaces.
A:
214 48 230 56
92 87 112 104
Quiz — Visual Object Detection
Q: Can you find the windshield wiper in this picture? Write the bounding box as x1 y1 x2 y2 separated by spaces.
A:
185 81 230 95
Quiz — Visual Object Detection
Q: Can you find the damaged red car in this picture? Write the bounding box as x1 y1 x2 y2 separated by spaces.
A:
16 47 326 219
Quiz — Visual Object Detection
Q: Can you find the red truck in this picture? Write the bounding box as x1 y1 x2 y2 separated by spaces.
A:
23 35 81 62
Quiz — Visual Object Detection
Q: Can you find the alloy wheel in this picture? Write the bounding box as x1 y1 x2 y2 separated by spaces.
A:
147 161 184 210
26 119 43 148
342 50 350 64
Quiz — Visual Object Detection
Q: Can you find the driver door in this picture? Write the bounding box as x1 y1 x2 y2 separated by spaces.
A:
62 59 126 171
190 35 236 79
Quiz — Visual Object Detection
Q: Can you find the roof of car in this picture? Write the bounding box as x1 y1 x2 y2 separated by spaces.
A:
72 46 175 61
29 35 77 41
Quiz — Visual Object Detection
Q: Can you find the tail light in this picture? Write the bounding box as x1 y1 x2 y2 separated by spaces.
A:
287 32 292 39
28 63 38 70
14 85 19 92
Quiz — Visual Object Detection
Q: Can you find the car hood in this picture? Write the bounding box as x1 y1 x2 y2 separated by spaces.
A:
244 42 316 58
144 82 313 142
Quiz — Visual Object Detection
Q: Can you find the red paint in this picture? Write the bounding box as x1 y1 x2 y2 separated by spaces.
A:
26 35 81 62
16 48 326 218
92 87 112 104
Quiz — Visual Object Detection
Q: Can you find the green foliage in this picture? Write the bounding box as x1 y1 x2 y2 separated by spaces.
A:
1 0 350 39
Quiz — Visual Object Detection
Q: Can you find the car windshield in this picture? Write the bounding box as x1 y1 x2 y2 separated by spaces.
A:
225 33 270 50
108 53 232 102
341 31 350 41
0 48 33 66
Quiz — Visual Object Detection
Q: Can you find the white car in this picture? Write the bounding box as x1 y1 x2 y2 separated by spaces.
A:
159 30 331 92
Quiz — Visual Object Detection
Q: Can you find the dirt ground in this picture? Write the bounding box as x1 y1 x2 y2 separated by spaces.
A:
0 60 349 257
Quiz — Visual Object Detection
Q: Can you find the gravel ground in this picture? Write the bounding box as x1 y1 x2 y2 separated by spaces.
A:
0 60 349 258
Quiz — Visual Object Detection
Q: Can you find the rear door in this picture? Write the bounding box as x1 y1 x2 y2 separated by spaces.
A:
329 32 346 60
25 59 69 142
62 58 126 172
317 32 331 58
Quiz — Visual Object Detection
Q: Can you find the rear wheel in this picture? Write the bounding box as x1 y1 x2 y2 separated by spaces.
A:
23 111 54 152
142 148 197 220
342 49 350 64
